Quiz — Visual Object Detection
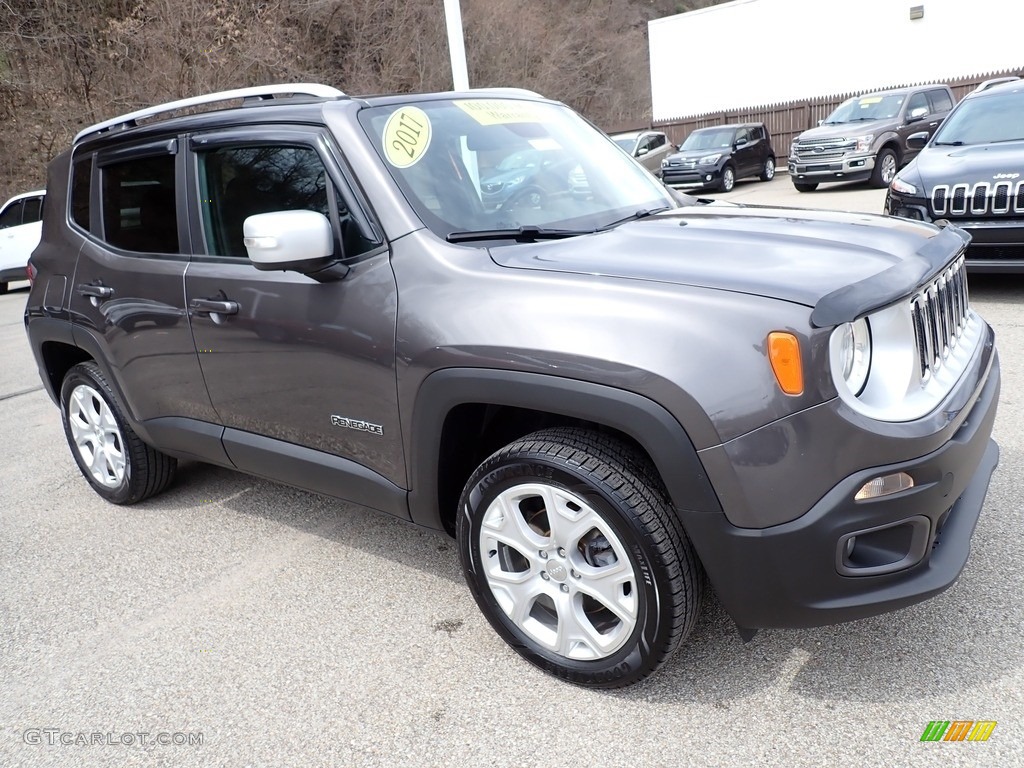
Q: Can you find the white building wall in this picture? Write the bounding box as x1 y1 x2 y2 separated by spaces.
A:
649 0 1024 121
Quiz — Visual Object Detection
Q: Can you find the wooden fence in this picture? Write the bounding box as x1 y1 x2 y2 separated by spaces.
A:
650 69 1022 160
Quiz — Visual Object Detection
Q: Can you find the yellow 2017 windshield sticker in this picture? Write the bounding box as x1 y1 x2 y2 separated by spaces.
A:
384 107 431 168
454 99 548 125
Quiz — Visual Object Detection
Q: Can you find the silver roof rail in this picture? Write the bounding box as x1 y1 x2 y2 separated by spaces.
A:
74 83 346 144
974 76 1020 93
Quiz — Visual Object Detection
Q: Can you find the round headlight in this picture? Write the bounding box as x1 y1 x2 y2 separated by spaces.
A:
835 318 872 395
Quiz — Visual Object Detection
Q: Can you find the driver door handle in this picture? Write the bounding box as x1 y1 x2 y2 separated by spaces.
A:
190 298 239 315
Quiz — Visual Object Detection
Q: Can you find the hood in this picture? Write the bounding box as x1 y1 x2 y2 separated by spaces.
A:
666 149 727 162
913 140 1024 187
489 205 969 320
797 118 892 142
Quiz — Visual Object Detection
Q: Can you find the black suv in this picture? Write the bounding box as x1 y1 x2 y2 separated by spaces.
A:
25 84 1000 689
661 123 775 191
886 78 1024 272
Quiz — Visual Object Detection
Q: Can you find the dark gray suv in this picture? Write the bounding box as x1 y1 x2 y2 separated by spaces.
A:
25 84 1000 689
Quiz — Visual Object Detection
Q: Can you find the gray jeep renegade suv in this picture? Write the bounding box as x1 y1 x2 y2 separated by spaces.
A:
25 84 1000 688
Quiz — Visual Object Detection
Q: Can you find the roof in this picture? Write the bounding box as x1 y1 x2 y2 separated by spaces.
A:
2 189 46 206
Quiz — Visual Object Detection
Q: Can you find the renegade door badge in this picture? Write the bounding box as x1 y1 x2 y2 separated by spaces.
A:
331 414 384 436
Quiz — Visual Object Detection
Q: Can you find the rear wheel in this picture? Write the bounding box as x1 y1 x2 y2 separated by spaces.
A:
759 157 776 182
60 362 177 504
457 427 703 688
0 282 8 295
793 180 818 192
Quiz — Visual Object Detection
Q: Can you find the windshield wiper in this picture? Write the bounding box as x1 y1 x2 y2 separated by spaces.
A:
445 226 592 243
933 140 966 146
600 206 672 231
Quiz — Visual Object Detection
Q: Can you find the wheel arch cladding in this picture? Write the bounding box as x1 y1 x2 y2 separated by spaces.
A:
407 368 722 534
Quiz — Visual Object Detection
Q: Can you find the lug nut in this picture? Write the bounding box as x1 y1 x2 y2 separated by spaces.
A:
539 550 548 560
557 547 566 557
570 569 580 579
540 571 550 580
560 584 570 593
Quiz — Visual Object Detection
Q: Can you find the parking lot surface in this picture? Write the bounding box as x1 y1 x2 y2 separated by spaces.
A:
2 178 1022 767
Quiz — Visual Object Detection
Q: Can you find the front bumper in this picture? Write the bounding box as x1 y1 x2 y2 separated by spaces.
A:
886 192 1024 272
662 163 724 188
686 340 1000 630
789 152 875 183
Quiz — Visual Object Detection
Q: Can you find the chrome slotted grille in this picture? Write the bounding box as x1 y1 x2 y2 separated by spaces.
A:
910 256 970 380
931 180 1024 217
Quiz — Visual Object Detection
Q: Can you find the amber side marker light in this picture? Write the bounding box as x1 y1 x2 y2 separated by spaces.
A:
855 471 915 501
768 332 803 395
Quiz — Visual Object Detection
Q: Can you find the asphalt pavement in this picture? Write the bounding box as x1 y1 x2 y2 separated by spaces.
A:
1 177 1022 767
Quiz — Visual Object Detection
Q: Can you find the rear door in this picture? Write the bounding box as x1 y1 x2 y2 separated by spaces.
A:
181 127 407 502
67 141 218 428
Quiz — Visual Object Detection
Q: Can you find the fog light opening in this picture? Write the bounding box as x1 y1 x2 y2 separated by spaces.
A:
855 471 914 501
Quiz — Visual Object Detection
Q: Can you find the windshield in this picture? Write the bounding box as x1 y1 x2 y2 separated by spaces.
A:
931 91 1024 145
824 94 905 124
359 99 674 238
680 128 734 151
613 136 637 152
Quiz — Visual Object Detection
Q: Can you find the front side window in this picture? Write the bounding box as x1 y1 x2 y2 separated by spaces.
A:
359 99 674 237
196 144 377 259
100 154 178 253
0 200 23 229
907 92 929 116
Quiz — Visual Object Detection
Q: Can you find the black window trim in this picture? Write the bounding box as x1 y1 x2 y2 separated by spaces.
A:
184 126 386 265
68 138 188 261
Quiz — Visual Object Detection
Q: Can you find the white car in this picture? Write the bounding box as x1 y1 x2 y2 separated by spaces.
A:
0 189 45 293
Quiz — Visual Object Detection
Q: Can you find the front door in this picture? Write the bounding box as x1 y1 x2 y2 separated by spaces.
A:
182 130 406 502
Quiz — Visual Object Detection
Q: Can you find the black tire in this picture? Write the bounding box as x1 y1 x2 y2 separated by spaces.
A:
759 157 776 182
870 147 898 188
0 282 8 295
717 165 736 192
60 361 176 504
457 427 703 688
793 181 818 192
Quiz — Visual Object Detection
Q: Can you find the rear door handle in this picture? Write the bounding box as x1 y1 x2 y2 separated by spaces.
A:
77 283 114 299
77 283 114 306
190 298 239 315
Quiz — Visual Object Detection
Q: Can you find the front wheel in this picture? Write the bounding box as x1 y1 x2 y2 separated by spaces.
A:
870 148 898 188
793 180 818 192
717 165 736 192
457 427 703 688
759 157 776 182
60 362 177 504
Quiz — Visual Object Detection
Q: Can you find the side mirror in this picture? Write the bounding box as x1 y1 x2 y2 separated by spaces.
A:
907 131 930 150
735 137 748 147
907 106 929 123
244 210 347 280
636 146 649 157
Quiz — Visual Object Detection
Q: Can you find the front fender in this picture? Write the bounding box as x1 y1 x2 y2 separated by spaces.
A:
406 367 722 531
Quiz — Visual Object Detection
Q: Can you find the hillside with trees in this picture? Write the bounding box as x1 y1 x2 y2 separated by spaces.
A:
0 0 724 201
